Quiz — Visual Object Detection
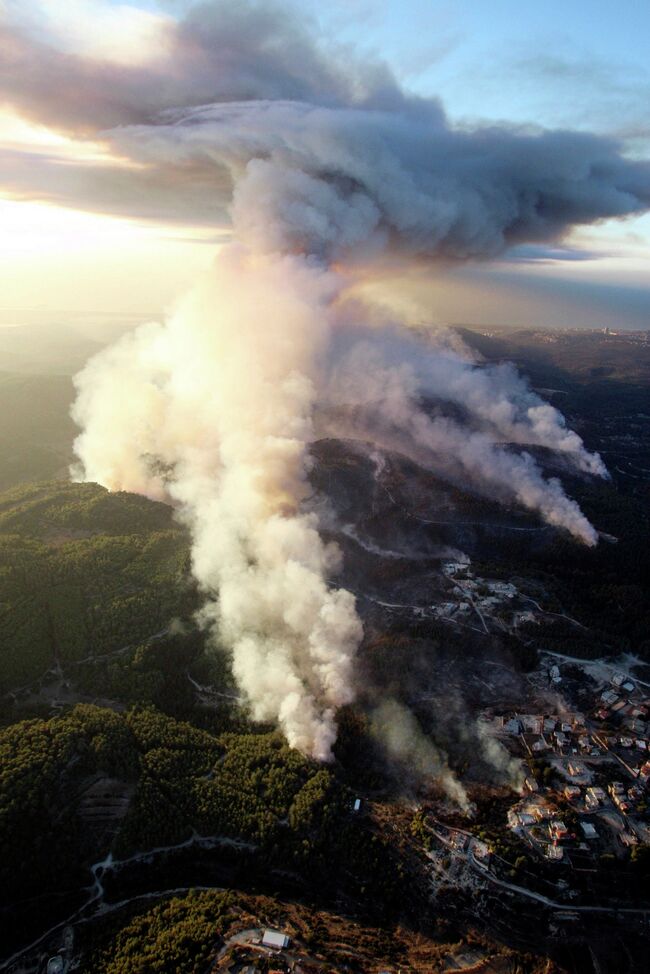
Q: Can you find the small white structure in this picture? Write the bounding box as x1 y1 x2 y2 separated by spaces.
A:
585 786 607 810
353 798 361 813
580 822 598 840
262 930 290 950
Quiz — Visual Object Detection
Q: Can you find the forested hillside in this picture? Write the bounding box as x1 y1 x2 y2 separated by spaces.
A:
0 480 194 696
0 703 404 957
85 891 236 974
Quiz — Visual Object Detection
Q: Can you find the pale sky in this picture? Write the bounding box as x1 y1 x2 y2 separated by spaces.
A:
1 0 649 331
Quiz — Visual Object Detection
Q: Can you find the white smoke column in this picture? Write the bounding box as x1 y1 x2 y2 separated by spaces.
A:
345 327 607 477
102 98 610 545
72 245 362 761
324 340 600 545
475 719 525 793
371 699 469 809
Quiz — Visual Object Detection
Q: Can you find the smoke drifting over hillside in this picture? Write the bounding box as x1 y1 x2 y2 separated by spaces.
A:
322 328 603 545
67 1 649 765
371 699 470 810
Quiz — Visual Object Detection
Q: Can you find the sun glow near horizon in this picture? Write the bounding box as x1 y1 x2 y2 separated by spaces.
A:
0 193 222 317
1 0 649 329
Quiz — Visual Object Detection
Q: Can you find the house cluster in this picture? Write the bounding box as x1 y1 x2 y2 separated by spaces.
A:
508 797 578 862
435 562 520 623
497 668 650 784
507 784 643 864
493 665 650 869
497 711 596 762
592 672 650 760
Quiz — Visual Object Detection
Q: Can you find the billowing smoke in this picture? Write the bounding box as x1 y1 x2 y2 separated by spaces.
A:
114 99 650 261
72 248 362 760
327 325 606 476
370 699 470 810
322 333 601 545
64 1 650 763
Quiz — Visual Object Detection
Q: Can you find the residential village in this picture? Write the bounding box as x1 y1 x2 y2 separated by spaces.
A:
413 655 650 963
484 659 650 874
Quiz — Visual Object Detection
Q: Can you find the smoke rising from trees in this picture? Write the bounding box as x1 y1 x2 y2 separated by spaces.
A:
65 1 650 765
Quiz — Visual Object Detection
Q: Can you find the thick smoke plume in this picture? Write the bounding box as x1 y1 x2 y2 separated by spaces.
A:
322 333 601 545
72 249 362 760
65 1 650 764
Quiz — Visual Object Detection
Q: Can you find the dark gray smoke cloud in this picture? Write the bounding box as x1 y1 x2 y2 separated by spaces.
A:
115 100 650 261
1 0 649 243
0 0 416 131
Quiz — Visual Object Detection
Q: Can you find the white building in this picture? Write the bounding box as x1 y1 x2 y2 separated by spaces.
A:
585 787 607 810
262 930 290 949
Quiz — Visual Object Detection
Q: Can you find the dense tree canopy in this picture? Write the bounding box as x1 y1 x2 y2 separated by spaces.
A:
0 481 194 693
85 891 235 974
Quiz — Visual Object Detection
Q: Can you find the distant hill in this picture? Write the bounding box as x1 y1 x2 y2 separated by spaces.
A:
0 323 104 375
0 318 144 491
455 325 650 385
0 371 76 490
0 480 193 696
